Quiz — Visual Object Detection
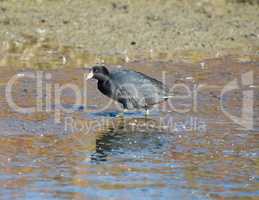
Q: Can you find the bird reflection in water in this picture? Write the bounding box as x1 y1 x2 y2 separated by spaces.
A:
90 117 165 163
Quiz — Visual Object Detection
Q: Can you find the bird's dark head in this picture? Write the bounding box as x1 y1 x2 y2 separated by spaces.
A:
86 65 109 80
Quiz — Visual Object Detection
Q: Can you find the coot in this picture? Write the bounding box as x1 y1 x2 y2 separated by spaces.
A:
86 65 169 113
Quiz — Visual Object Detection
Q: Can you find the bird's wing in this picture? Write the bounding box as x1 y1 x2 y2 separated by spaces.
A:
110 69 169 106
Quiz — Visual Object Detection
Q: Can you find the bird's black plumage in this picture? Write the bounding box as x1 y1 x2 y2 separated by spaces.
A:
87 65 169 110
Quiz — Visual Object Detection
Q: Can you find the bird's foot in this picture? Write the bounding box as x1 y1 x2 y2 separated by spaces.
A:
116 109 128 117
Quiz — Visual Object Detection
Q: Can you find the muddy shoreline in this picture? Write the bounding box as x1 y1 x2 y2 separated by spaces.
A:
0 0 259 66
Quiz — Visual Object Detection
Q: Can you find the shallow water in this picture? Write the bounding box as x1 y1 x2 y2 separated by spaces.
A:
0 53 258 199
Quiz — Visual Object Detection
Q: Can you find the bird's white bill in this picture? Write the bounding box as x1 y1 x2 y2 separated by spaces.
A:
86 71 94 80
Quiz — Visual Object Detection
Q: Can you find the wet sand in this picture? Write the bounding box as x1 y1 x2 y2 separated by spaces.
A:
0 0 259 64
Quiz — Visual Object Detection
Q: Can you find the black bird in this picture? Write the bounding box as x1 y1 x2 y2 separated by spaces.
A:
86 65 169 114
